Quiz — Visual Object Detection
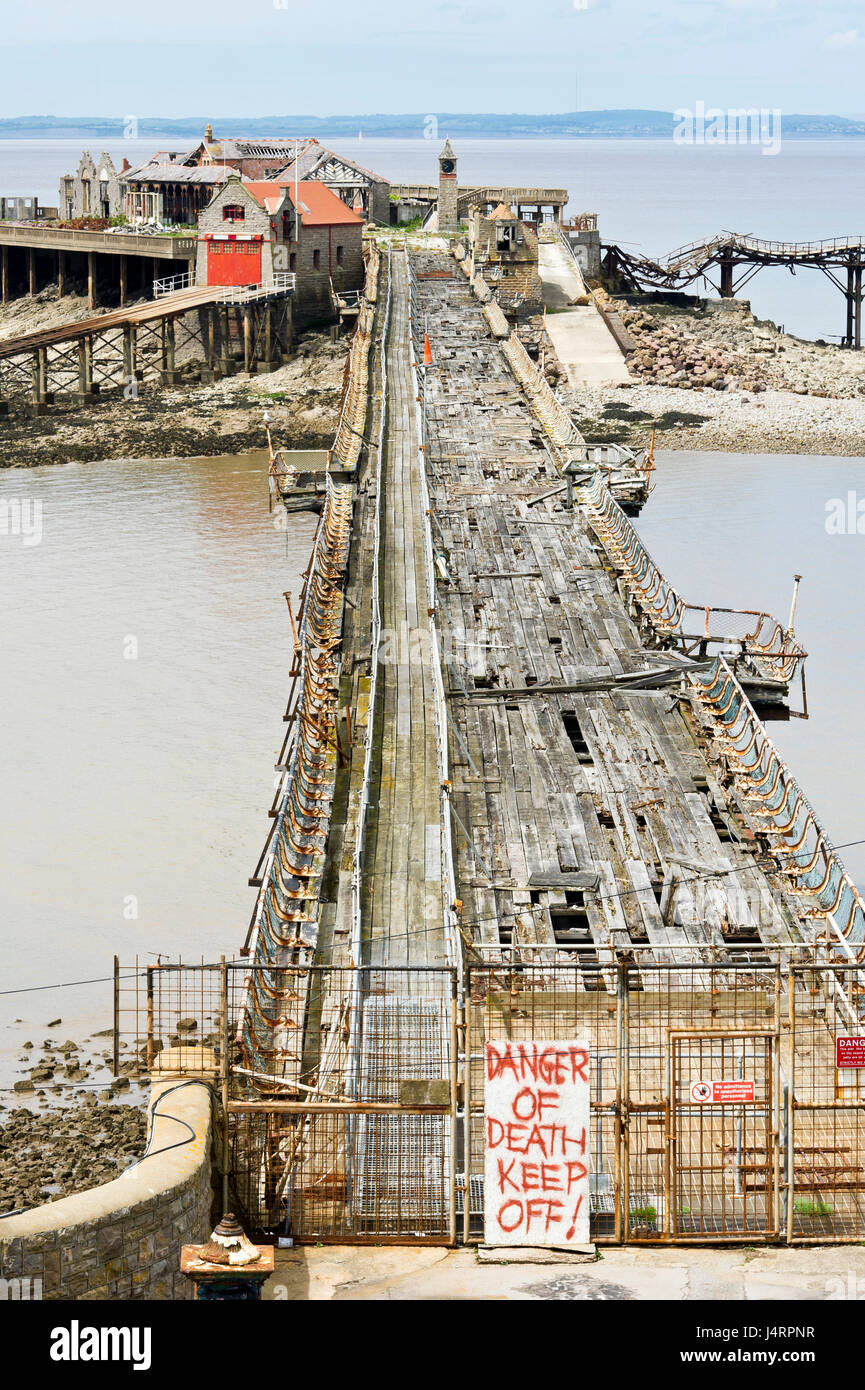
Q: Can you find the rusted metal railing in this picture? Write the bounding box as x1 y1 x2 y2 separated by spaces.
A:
578 472 807 690
691 658 865 966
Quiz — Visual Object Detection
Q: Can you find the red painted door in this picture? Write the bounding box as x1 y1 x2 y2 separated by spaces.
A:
206 238 262 287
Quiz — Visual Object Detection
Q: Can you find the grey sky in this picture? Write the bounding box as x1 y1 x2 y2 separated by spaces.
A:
1 0 862 117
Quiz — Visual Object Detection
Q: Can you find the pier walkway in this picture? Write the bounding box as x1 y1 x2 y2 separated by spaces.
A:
362 253 448 970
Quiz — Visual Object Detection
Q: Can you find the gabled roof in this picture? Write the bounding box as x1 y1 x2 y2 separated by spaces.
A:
275 141 388 187
281 180 366 227
489 203 518 221
242 181 290 215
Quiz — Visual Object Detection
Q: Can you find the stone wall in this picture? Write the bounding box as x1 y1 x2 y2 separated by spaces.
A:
0 1072 215 1301
291 223 364 325
59 153 124 222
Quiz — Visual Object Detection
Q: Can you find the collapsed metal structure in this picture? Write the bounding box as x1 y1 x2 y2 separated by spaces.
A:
602 231 865 346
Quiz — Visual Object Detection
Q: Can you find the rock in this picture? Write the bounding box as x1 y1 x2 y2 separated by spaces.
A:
13 1079 34 1092
176 1017 198 1033
46 1018 62 1027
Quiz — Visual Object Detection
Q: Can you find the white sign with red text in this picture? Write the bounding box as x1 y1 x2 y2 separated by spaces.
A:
484 1039 591 1247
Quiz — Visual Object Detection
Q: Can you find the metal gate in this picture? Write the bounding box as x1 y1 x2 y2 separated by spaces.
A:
465 959 786 1245
669 1031 778 1240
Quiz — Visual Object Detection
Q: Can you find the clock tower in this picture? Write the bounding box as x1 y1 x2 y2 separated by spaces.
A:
438 138 458 232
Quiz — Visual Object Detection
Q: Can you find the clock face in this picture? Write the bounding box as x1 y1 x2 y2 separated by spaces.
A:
440 159 455 174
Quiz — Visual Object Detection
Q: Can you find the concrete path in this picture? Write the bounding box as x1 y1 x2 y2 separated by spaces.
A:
538 240 631 388
264 1242 865 1301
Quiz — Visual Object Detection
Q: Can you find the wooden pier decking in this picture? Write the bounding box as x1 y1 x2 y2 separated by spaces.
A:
362 254 448 969
408 249 799 961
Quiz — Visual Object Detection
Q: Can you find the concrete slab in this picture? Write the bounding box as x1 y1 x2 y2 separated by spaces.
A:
538 240 631 388
477 1244 596 1264
262 1243 865 1301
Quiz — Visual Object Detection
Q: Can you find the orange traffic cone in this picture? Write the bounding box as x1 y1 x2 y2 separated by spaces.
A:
423 332 433 366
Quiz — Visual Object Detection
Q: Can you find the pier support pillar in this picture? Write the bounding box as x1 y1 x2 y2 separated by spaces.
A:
152 257 160 299
719 256 734 298
74 336 95 404
1 246 8 304
845 264 863 350
242 306 253 374
27 248 36 297
119 254 128 308
160 315 178 385
219 307 235 375
257 301 279 373
123 324 137 393
87 252 97 309
58 250 66 297
30 346 51 413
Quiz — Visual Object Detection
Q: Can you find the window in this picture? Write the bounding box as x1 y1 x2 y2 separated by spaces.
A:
223 204 245 222
336 244 344 266
312 248 321 270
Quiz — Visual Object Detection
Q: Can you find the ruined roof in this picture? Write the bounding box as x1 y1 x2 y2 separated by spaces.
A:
488 203 518 221
123 164 232 185
275 142 389 187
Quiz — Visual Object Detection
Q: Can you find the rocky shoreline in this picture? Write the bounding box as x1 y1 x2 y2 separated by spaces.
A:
0 1101 147 1214
0 290 348 469
0 1011 220 1214
552 295 865 455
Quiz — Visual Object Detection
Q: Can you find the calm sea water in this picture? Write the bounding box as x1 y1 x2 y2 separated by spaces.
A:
2 135 864 339
0 453 317 1087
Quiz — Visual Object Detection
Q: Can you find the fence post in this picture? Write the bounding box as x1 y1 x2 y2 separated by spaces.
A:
220 955 230 1215
463 967 473 1246
146 966 154 1072
786 964 796 1244
449 968 458 1246
615 957 625 1244
112 955 120 1078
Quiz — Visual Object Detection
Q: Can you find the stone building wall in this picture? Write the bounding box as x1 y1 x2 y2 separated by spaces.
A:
59 153 124 222
288 223 364 324
195 179 277 286
0 1074 215 1301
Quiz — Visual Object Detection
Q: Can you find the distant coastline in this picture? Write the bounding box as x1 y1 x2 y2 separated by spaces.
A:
2 110 865 140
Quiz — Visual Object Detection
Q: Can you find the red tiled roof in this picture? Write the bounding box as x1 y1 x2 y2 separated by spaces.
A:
282 180 366 226
243 181 289 213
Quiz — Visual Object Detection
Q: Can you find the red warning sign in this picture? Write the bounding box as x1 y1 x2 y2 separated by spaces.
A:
836 1036 865 1068
690 1080 754 1103
711 1080 755 1103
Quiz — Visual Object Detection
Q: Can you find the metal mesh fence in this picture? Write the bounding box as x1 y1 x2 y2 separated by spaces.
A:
115 953 865 1244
